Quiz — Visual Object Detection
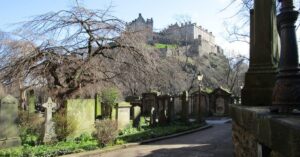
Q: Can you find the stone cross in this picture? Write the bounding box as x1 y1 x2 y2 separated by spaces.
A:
42 97 57 122
42 97 57 143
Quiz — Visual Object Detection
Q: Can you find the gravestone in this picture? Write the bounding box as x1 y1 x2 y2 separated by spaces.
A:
157 95 169 125
181 91 189 123
65 99 95 138
141 92 158 116
0 95 21 148
27 90 36 113
215 97 225 115
42 97 57 143
132 106 141 128
167 97 175 123
116 102 131 130
150 106 157 127
210 87 231 116
242 0 279 106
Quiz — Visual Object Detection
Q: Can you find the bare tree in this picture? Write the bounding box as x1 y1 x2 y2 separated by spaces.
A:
0 5 149 103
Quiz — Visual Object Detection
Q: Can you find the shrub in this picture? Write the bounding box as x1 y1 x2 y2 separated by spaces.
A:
101 87 121 118
93 119 118 146
101 87 120 107
53 108 78 141
17 111 44 146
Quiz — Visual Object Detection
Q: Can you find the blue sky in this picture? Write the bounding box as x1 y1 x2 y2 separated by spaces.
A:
0 0 249 56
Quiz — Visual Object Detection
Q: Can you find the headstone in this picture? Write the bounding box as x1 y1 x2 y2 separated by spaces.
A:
65 99 95 138
181 91 189 123
167 97 175 123
242 0 279 106
0 95 21 148
132 106 141 128
158 95 168 125
210 88 231 116
116 102 131 130
27 90 36 113
141 93 157 116
215 97 225 115
150 106 157 127
42 97 57 143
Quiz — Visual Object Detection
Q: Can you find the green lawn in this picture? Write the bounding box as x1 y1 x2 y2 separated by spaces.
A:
154 43 177 49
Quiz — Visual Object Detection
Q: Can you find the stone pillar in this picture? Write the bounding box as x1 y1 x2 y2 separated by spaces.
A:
181 91 189 123
0 95 21 148
42 97 57 143
272 0 300 111
242 0 279 106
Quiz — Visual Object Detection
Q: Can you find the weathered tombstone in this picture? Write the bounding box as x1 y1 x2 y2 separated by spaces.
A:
215 97 225 115
141 92 157 116
0 95 21 148
150 106 157 127
157 95 168 125
242 0 279 106
125 95 142 120
210 87 231 116
132 106 141 128
181 91 189 123
27 90 36 113
167 96 175 123
116 102 131 130
65 99 95 138
42 97 57 143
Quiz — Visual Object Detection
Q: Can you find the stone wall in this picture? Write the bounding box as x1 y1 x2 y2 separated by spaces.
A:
230 105 300 157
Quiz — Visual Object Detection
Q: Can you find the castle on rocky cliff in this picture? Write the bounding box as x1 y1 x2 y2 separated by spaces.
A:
126 13 223 57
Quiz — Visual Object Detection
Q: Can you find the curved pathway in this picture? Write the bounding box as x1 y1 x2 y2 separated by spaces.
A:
96 123 233 157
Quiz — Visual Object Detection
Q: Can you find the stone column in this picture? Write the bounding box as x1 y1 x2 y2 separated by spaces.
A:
272 0 300 111
242 0 279 106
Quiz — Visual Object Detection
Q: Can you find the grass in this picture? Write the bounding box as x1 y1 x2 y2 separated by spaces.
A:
154 43 177 49
118 121 203 143
0 140 99 157
0 119 204 157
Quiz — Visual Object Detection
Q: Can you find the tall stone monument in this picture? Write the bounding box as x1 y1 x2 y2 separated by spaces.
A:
42 97 57 143
242 0 280 106
0 95 21 148
181 91 189 123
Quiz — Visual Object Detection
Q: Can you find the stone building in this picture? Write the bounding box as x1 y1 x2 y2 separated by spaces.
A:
126 13 153 43
158 22 222 56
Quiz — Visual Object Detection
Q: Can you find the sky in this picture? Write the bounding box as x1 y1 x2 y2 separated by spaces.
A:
0 0 251 57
